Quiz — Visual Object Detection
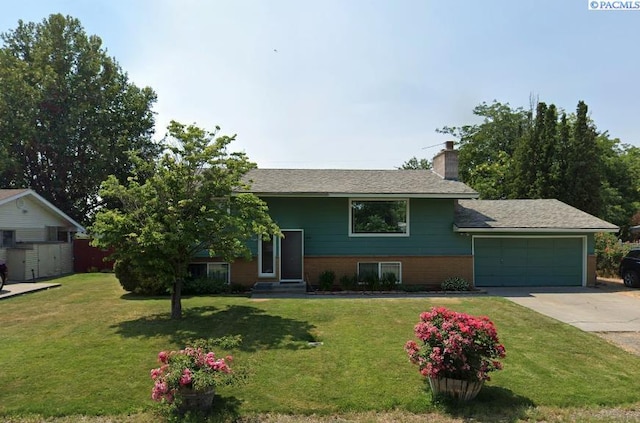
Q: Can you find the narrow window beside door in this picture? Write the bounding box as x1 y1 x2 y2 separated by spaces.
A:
259 237 276 277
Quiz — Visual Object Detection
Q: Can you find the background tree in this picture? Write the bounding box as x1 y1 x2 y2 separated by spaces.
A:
437 101 531 199
599 138 640 238
398 157 431 170
90 121 281 319
0 14 158 224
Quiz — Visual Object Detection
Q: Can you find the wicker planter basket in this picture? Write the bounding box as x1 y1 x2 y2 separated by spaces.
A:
428 377 484 401
177 387 215 412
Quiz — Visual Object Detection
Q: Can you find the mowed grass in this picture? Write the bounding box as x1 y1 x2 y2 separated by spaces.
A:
1 273 640 421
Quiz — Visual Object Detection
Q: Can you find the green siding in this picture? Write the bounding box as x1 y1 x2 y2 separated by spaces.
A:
586 233 596 254
474 237 584 287
262 197 471 256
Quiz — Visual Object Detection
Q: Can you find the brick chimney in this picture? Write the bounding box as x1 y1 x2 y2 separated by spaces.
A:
432 141 459 180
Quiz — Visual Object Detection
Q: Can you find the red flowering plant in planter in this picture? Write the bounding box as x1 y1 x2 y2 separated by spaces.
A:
404 307 506 384
151 338 238 407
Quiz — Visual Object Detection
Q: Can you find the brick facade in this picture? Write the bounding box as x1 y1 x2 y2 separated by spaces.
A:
197 254 597 288
303 256 473 288
587 254 597 286
197 255 474 289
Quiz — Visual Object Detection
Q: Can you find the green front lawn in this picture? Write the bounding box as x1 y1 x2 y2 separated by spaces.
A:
1 273 639 421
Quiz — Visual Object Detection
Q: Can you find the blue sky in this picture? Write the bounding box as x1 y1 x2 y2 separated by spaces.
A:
1 0 638 168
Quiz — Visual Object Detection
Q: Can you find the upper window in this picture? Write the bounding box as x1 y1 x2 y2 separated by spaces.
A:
46 226 71 243
349 199 409 236
1 230 15 248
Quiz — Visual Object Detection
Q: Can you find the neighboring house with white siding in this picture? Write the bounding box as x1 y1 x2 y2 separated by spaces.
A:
0 189 85 281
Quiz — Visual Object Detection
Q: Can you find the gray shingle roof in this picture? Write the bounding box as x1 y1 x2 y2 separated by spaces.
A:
0 189 28 202
455 199 618 232
242 169 478 198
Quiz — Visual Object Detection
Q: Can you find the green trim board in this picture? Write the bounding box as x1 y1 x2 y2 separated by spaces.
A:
473 236 586 287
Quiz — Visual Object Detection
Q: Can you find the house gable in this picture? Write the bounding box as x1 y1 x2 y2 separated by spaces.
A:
1 195 74 237
0 189 85 234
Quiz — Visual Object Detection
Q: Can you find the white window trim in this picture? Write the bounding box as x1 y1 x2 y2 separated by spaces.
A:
207 262 231 284
348 198 410 237
188 262 231 284
258 237 276 277
357 261 402 283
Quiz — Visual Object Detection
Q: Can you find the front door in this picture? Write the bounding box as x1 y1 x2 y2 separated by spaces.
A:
280 230 303 281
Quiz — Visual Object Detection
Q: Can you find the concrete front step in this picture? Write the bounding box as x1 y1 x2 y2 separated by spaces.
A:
252 281 308 295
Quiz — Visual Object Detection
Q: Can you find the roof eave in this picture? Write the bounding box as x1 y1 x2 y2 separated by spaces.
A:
453 225 619 233
247 192 480 199
0 189 29 207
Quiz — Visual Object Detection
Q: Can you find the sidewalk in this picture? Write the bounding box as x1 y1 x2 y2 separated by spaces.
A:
0 281 61 299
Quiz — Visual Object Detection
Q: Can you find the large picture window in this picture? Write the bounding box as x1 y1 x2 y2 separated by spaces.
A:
350 199 408 236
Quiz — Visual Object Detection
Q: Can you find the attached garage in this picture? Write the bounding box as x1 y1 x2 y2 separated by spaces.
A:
473 237 584 287
455 199 619 287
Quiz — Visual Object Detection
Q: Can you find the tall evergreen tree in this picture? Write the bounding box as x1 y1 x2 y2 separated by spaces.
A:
535 104 558 198
512 102 547 198
564 101 602 216
554 113 571 203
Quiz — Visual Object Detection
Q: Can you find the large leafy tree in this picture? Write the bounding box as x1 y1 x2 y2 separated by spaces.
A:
598 136 640 237
0 14 158 224
90 121 280 319
437 101 531 199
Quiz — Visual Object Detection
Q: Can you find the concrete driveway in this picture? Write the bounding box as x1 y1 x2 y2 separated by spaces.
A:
486 281 640 332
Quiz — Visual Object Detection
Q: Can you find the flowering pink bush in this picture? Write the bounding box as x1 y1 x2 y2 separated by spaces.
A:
151 344 234 403
404 307 506 382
